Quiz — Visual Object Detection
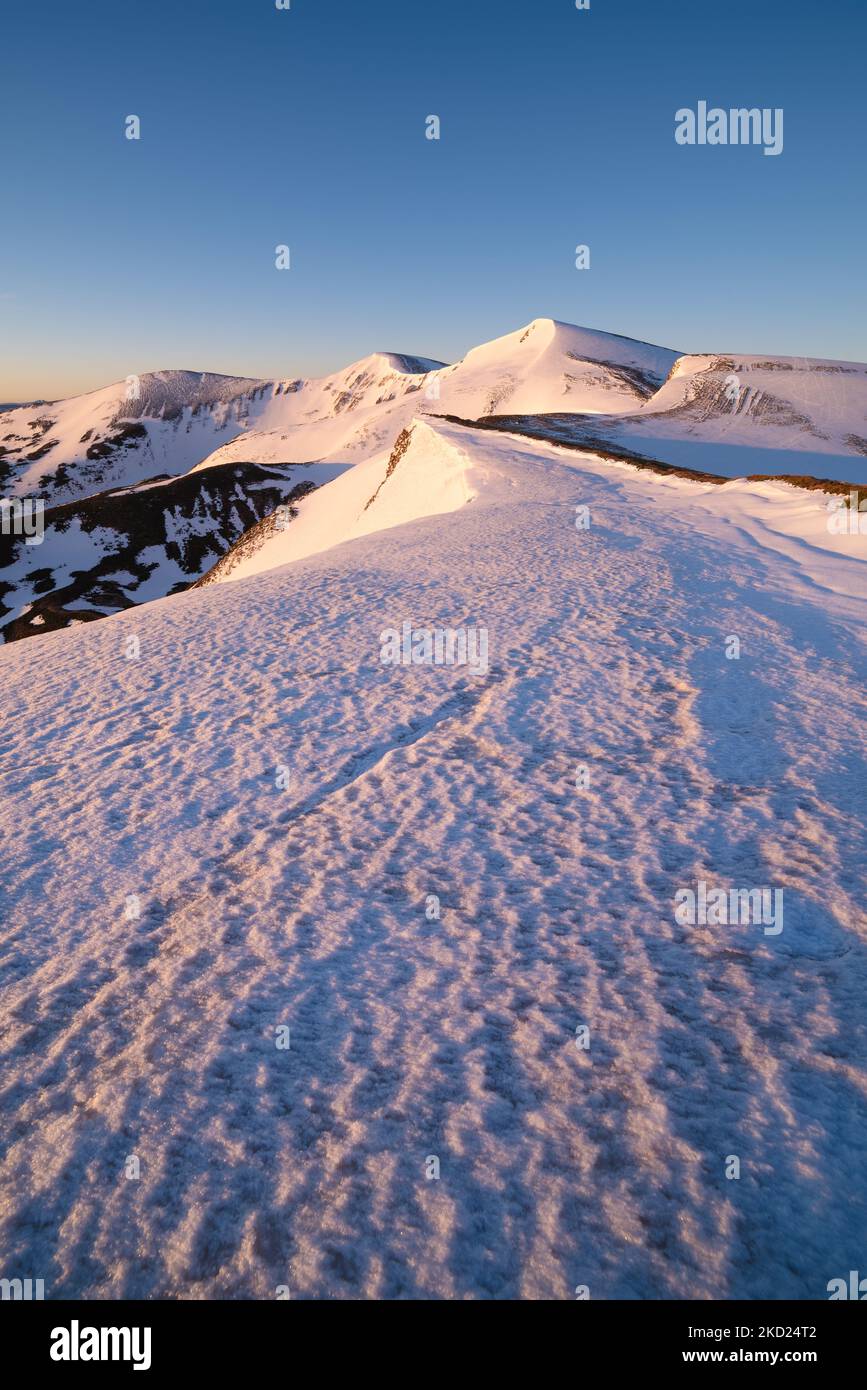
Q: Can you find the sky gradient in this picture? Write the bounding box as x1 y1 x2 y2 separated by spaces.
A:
1 0 865 400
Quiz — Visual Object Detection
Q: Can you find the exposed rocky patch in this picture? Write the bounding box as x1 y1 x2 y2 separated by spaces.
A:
565 353 665 399
363 426 414 510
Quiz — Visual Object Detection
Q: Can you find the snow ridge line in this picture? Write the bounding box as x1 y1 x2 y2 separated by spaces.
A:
432 413 867 500
362 425 415 511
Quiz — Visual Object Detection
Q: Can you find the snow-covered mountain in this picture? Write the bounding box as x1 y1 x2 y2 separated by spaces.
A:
0 371 269 506
2 318 866 644
0 320 677 508
5 321 863 519
190 319 679 478
464 351 867 487
624 351 867 479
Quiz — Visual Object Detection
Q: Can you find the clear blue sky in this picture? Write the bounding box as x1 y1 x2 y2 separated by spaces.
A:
1 0 865 399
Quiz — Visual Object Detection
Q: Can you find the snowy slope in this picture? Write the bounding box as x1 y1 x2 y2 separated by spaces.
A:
0 372 272 505
431 317 677 415
645 351 867 443
203 414 867 589
4 322 867 651
479 352 867 485
7 325 862 522
184 335 867 488
7 316 670 507
0 320 685 637
0 463 337 643
0 422 865 1299
623 351 867 478
198 420 477 586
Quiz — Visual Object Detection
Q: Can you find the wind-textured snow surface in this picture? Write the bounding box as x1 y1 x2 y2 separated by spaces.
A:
0 423 866 1300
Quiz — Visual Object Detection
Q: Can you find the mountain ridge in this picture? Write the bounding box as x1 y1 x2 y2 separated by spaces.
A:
3 315 866 643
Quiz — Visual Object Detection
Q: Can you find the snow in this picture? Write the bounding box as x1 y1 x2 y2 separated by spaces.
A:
597 436 867 485
432 317 677 415
0 373 266 504
0 418 865 1299
6 324 863 524
206 418 867 595
192 319 679 480
584 353 867 482
204 420 478 585
1 320 680 509
0 518 130 626
177 332 867 490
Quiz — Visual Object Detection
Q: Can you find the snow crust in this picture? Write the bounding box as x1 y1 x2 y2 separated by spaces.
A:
0 420 865 1298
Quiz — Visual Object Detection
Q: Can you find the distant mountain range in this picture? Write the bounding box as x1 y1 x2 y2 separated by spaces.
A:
2 317 865 641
